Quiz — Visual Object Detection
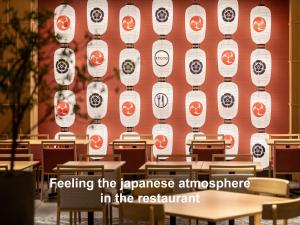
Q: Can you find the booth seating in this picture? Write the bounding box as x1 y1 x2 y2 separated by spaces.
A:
191 140 225 161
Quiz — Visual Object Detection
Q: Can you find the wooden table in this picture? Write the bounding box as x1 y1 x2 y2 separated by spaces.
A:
266 138 300 145
201 161 263 172
186 139 231 146
164 190 288 225
139 161 204 171
2 139 89 145
0 161 39 171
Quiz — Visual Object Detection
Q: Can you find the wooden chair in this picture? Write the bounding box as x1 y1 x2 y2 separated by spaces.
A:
0 134 8 140
269 134 300 139
156 154 198 162
112 141 147 176
40 141 76 200
119 202 165 225
212 154 253 162
0 141 30 154
193 133 224 140
273 140 300 178
262 198 300 225
209 165 256 193
56 165 107 225
0 153 33 161
120 133 153 140
18 134 49 139
191 140 225 161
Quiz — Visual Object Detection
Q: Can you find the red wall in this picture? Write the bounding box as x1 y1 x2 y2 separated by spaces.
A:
38 0 289 154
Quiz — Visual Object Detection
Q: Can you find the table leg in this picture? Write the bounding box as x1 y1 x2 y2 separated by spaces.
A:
207 222 216 225
229 219 235 225
170 216 176 225
249 214 261 225
88 211 94 225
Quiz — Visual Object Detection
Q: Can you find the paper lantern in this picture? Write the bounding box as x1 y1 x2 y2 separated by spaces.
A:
250 91 271 128
87 81 108 119
217 82 239 119
218 123 239 160
185 4 206 44
119 48 141 86
152 40 173 78
185 48 206 86
119 4 141 44
87 39 108 78
250 132 269 168
119 90 140 127
250 5 271 45
185 90 206 128
87 0 108 35
54 48 75 86
54 131 75 140
250 48 272 87
87 123 108 156
152 0 173 35
217 39 239 77
185 132 204 161
54 4 75 43
152 82 173 120
54 90 76 128
217 0 238 35
152 124 173 159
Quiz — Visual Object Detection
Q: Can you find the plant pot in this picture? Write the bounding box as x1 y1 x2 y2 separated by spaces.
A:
0 171 34 225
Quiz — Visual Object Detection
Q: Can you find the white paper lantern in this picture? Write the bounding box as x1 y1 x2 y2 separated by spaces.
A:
54 90 76 128
218 123 239 160
250 5 271 44
54 131 75 140
152 0 173 35
54 4 75 43
250 132 269 168
152 40 173 78
119 90 140 127
217 82 239 119
250 91 271 128
185 90 206 128
87 123 108 155
250 48 272 87
217 0 239 35
87 0 108 35
217 39 239 77
185 132 204 161
119 48 141 86
87 39 108 77
87 82 108 119
119 4 141 44
54 48 75 86
185 48 206 86
152 123 173 159
152 82 173 120
185 4 206 44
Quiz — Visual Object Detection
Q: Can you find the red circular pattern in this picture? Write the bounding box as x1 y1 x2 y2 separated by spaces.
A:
190 16 203 31
155 135 168 150
221 50 235 65
90 50 104 66
122 16 135 31
56 15 71 31
253 17 266 32
56 101 70 117
90 135 103 150
252 102 266 117
189 101 203 116
224 135 235 150
122 101 135 116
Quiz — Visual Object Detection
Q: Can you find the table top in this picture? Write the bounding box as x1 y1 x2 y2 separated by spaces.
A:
139 161 204 171
186 139 231 146
266 138 300 145
1 139 89 145
54 161 125 172
164 190 288 222
0 161 40 171
201 161 263 172
109 139 156 146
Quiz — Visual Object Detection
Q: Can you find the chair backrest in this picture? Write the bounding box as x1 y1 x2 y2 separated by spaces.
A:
273 140 300 173
18 134 49 139
212 154 253 162
247 177 289 197
209 165 256 193
270 134 300 139
0 141 30 154
112 141 147 174
156 154 198 162
0 134 8 140
262 198 300 225
41 141 76 174
145 164 193 193
56 165 105 210
191 140 225 161
193 133 224 140
79 154 121 162
0 165 8 171
119 203 165 225
121 133 153 140
0 153 33 161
